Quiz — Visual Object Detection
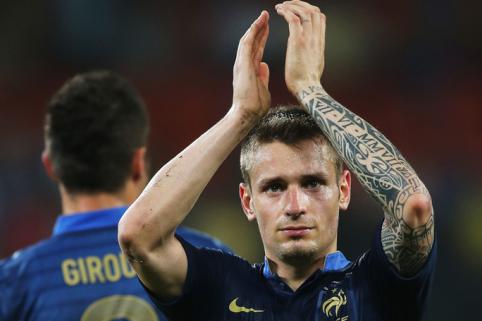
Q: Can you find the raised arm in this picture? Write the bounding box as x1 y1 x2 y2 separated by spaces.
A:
276 1 434 275
118 11 271 300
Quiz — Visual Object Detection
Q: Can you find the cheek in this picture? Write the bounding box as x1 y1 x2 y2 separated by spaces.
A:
255 194 283 215
318 185 340 201
253 197 281 232
310 186 339 210
311 188 341 224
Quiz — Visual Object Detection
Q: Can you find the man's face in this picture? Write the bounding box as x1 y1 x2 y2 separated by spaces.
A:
239 139 350 265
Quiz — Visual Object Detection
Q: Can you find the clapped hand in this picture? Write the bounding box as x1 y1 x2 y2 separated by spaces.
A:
231 11 271 121
276 1 326 94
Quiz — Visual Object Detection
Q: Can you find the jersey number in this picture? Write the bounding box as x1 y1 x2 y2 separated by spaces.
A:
80 295 159 321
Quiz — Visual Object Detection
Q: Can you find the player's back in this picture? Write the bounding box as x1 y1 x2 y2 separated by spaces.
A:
0 206 231 321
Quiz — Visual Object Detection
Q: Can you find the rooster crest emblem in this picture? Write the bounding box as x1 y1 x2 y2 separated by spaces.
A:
322 288 347 318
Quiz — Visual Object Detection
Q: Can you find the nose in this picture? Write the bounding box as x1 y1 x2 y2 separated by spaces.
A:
285 186 307 218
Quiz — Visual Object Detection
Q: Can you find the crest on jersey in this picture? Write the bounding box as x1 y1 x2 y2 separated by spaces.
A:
321 287 349 320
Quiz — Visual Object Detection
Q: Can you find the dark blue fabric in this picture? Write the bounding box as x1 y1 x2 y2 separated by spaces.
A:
0 207 231 321
261 251 351 298
150 225 436 321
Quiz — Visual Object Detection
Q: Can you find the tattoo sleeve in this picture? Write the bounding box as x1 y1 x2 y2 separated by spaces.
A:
297 86 434 275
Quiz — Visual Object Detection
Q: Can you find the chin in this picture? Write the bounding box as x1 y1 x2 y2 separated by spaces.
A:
277 240 320 265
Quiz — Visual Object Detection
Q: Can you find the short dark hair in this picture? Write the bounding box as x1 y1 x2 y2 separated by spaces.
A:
240 106 343 186
45 70 149 194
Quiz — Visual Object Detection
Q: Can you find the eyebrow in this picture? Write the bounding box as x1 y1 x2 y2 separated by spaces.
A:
257 176 284 188
300 173 329 181
256 172 329 187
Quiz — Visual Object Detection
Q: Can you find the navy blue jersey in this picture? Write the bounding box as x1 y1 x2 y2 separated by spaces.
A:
149 224 436 321
0 206 231 321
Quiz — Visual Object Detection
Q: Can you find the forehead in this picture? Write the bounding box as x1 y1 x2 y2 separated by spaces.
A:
250 139 336 184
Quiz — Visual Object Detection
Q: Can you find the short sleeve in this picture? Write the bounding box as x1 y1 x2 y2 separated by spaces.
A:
175 226 234 254
142 235 228 321
359 221 437 320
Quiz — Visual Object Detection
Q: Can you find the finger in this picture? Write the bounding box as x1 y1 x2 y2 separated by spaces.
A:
284 0 318 11
253 19 269 67
279 3 312 33
235 29 250 64
236 11 268 62
317 12 326 53
311 11 321 48
308 7 324 50
252 11 269 57
259 62 270 88
285 1 325 50
243 11 268 57
237 17 257 54
275 4 302 37
285 1 322 27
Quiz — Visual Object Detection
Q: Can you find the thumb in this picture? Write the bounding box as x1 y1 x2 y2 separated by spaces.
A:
259 62 270 88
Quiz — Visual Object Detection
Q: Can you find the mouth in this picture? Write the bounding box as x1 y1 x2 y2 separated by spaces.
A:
279 226 313 238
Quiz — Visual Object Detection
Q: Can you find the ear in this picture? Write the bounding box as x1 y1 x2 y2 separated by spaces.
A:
338 169 351 211
41 150 58 181
131 147 147 182
239 183 256 221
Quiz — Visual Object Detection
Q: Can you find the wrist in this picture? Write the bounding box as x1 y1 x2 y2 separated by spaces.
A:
290 81 323 95
226 104 262 134
291 83 327 105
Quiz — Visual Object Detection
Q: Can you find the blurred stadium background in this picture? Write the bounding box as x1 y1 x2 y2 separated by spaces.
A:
0 0 480 319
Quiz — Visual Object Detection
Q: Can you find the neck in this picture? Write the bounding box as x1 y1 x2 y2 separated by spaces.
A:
59 185 133 215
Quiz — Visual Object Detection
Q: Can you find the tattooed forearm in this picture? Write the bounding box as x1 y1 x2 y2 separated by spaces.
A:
297 85 434 274
382 214 434 275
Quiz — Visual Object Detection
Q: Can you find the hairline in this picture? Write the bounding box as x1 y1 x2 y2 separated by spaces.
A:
241 135 343 189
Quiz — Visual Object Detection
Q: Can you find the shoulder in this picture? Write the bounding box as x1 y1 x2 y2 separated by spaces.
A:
0 237 56 279
176 234 256 277
0 237 58 318
176 226 233 253
0 229 111 282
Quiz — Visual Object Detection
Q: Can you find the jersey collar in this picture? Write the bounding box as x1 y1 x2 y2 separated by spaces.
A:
52 206 128 236
262 251 351 296
262 251 351 277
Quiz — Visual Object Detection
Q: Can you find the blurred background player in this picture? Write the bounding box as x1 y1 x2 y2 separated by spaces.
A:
0 70 230 321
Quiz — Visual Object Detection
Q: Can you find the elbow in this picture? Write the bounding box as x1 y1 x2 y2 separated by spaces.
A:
117 208 155 262
403 192 433 228
117 219 134 252
117 207 175 261
118 215 145 260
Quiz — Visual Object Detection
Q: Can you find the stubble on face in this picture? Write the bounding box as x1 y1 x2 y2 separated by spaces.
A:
276 238 324 266
249 139 342 267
